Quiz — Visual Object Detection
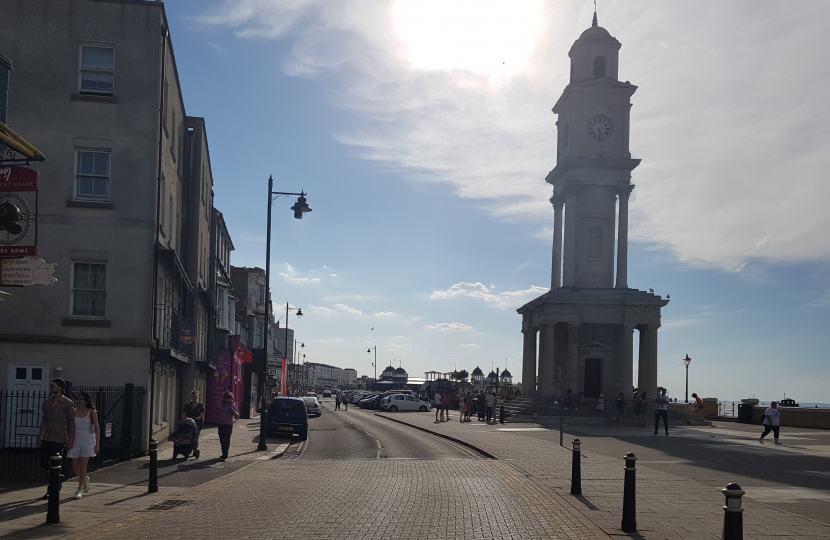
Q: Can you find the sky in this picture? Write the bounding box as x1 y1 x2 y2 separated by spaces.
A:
162 0 830 403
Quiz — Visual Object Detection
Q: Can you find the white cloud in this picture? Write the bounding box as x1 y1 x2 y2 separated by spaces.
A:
329 273 339 277
373 311 398 318
661 318 706 331
459 343 479 348
430 281 549 310
203 1 830 271
334 303 363 315
307 304 334 314
805 290 830 309
425 322 473 331
279 263 321 284
323 293 386 302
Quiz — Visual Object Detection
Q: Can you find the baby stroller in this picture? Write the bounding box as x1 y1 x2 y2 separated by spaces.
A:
171 418 198 459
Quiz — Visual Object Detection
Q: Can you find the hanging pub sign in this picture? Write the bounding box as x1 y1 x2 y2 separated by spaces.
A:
0 166 39 259
0 166 39 191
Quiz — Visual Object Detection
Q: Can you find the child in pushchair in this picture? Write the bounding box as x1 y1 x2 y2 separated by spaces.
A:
171 417 198 459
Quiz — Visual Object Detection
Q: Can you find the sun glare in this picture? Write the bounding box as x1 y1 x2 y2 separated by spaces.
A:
393 0 543 77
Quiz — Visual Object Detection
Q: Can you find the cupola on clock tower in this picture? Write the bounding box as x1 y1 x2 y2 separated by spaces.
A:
518 14 669 406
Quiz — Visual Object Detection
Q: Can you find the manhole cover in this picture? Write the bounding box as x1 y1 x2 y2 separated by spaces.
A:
140 500 191 511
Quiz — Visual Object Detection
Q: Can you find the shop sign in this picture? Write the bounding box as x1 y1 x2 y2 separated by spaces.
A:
0 166 39 192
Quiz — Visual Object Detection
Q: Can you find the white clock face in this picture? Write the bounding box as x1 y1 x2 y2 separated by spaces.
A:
587 115 612 141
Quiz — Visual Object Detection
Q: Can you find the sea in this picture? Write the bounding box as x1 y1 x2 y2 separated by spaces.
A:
716 400 830 417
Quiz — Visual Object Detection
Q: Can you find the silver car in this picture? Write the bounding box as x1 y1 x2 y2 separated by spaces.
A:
302 396 322 417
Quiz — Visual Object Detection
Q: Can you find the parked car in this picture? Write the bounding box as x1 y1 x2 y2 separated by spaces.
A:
306 392 317 398
268 397 309 440
302 396 322 417
381 394 432 412
358 394 378 408
322 390 332 398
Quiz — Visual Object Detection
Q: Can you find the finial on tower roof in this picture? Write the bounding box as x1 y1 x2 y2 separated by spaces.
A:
592 0 598 27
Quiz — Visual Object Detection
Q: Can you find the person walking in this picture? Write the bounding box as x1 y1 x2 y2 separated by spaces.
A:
68 392 99 499
214 391 240 460
465 392 473 422
182 390 205 459
458 395 466 423
615 392 628 425
38 378 75 500
434 390 443 422
596 393 605 415
759 401 781 445
477 391 486 421
636 392 647 427
692 393 704 419
653 388 670 435
335 393 341 411
441 391 450 421
485 392 497 424
343 395 348 411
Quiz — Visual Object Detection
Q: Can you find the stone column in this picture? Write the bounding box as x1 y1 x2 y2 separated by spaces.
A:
618 325 634 399
646 324 660 400
551 195 564 289
615 184 634 289
562 186 578 286
540 326 556 397
521 328 537 396
637 325 648 396
537 325 548 396
565 323 580 396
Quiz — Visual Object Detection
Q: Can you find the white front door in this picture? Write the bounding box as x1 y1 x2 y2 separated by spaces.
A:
6 363 49 447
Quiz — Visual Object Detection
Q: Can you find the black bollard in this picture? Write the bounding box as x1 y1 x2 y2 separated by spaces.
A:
722 483 744 540
148 439 158 493
257 405 268 451
570 438 582 495
46 453 61 524
621 452 637 532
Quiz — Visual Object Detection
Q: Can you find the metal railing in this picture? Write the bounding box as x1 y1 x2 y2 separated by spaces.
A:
0 384 145 478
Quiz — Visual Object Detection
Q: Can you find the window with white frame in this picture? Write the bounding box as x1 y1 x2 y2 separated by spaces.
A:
79 45 114 95
72 262 106 317
76 150 110 200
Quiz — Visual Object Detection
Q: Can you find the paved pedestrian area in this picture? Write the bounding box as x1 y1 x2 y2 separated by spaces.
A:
376 411 830 540
0 419 289 539
82 459 602 540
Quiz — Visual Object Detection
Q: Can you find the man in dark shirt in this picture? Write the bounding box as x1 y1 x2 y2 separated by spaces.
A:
39 378 75 499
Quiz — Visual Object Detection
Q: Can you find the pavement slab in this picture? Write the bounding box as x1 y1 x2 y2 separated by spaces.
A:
375 410 830 539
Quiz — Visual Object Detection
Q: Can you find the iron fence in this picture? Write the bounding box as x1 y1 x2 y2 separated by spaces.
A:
0 384 145 478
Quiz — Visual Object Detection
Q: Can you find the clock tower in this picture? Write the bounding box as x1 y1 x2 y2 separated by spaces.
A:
518 15 668 405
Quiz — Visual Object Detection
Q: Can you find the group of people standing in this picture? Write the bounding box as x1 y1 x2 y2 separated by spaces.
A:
433 389 502 424
182 389 240 460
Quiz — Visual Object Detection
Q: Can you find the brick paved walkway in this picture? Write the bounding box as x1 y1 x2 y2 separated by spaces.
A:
377 412 830 540
79 458 604 540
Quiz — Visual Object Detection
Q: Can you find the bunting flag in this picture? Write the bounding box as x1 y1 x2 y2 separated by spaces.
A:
281 357 287 397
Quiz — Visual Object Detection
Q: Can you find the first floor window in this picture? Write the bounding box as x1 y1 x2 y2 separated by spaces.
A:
72 262 106 317
80 45 114 95
76 150 110 200
256 320 264 348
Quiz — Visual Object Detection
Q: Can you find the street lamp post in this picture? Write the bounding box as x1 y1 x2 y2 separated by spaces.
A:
261 175 312 452
294 340 304 392
683 354 692 403
284 302 303 395
367 347 377 390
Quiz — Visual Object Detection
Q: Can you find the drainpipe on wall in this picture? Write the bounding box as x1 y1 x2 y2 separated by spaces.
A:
148 24 169 447
0 53 11 124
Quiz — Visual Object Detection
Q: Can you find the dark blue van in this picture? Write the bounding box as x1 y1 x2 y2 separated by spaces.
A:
268 397 309 441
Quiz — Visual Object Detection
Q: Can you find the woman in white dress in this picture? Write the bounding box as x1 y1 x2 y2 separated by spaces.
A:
67 392 100 499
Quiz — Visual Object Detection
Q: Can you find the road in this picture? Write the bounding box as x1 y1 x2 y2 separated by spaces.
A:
79 398 605 540
293 399 482 460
